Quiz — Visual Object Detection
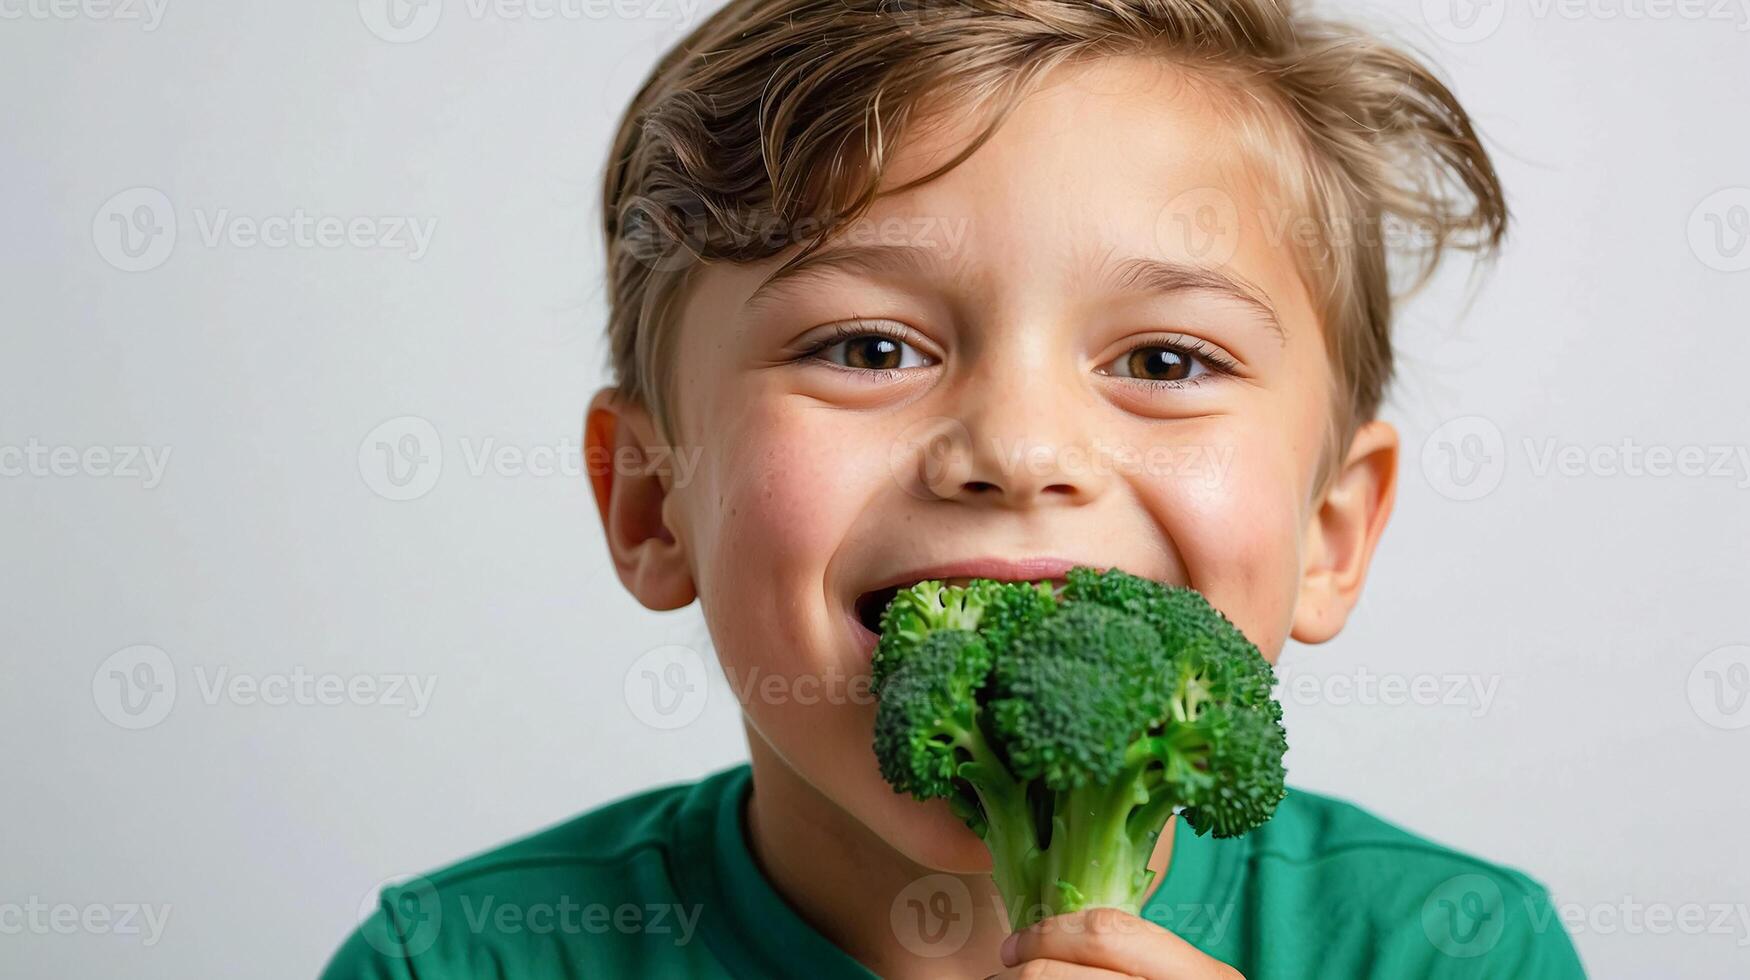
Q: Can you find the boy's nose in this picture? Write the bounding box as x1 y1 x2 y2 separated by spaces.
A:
904 381 1111 510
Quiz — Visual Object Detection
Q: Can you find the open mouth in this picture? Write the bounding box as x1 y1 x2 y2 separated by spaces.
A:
852 575 1068 636
853 585 904 635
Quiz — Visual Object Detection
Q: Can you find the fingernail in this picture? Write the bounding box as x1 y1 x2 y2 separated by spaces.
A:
999 931 1019 966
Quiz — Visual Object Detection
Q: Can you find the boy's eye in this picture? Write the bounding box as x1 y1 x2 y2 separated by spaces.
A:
1112 346 1198 382
802 325 935 373
1097 339 1235 386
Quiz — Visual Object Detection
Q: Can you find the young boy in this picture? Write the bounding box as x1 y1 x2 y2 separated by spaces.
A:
322 1 1586 976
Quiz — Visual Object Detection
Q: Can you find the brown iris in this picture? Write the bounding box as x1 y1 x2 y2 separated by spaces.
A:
844 336 904 370
1124 346 1192 382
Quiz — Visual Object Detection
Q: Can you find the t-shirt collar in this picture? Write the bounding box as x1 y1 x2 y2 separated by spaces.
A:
674 764 1241 976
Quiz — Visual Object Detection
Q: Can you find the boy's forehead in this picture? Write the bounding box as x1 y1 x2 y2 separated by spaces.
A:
886 53 1251 192
757 54 1308 326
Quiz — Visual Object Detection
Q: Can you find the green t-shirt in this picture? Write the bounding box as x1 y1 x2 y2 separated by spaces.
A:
319 764 1586 978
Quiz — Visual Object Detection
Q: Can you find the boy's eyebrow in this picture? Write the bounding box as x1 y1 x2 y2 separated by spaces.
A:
1104 255 1286 342
744 243 1285 341
743 243 941 315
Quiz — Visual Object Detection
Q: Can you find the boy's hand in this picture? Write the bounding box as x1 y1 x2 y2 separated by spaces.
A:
989 907 1243 980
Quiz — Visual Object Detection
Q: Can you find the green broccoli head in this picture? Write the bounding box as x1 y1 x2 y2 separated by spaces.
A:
1175 702 1288 838
871 576 1057 693
987 602 1169 790
871 628 991 800
869 566 1289 929
1062 565 1250 662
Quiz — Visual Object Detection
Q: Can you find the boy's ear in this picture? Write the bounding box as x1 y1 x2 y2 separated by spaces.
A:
584 387 697 612
1291 419 1399 644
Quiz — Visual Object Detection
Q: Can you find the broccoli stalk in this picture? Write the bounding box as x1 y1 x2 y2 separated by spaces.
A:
950 732 1039 915
871 566 1287 930
1038 742 1180 916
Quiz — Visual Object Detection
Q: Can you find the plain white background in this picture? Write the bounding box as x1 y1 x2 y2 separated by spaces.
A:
3 0 1747 976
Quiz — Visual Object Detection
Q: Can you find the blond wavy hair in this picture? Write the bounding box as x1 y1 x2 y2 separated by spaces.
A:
601 0 1508 469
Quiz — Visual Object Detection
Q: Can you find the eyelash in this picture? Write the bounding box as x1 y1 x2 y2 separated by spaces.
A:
793 323 1239 388
794 322 930 382
1102 335 1241 389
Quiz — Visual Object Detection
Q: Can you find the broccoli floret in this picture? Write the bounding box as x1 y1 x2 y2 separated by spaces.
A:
871 577 1054 692
870 566 1288 929
989 603 1168 790
871 626 1044 907
969 578 1060 658
872 629 992 800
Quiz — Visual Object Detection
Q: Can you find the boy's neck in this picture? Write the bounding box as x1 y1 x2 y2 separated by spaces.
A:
738 724 1176 978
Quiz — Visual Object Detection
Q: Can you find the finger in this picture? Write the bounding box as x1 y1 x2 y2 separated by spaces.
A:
986 959 1144 980
1003 907 1241 980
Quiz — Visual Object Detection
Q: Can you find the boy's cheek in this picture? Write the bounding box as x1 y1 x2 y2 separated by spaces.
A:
689 424 870 659
1137 435 1305 659
695 415 829 556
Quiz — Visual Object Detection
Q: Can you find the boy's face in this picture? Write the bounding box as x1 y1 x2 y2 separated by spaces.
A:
590 55 1397 872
